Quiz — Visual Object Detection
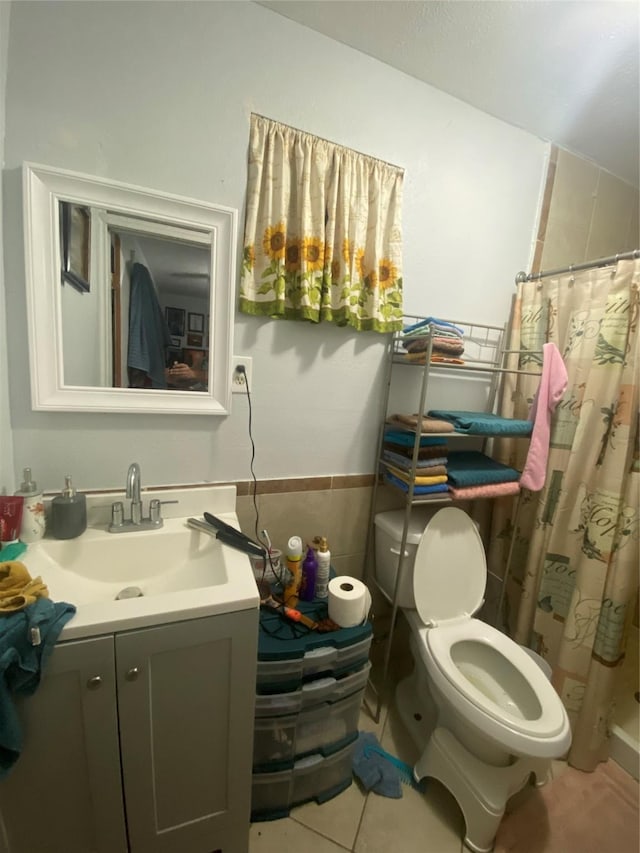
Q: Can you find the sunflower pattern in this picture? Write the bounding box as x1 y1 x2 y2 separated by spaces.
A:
239 115 404 333
240 223 403 331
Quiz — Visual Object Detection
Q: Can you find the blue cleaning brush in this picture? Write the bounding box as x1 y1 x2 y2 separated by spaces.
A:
363 742 427 793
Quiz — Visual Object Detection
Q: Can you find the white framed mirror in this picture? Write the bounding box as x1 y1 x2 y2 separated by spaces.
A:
23 162 237 415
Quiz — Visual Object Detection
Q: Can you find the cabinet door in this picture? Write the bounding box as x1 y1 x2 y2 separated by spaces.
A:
0 636 128 853
116 609 258 853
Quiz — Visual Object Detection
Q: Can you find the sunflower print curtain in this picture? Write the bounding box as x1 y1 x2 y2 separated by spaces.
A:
239 115 404 333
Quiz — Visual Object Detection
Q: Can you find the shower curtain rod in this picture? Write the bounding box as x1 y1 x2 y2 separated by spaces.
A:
515 248 640 284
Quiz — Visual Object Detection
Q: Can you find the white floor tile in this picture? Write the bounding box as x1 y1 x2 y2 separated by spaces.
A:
354 779 463 853
352 703 464 853
250 817 350 852
291 779 368 849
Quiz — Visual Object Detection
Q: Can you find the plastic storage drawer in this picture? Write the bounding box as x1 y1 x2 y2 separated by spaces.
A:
251 741 355 821
257 634 372 694
252 670 368 770
255 660 371 718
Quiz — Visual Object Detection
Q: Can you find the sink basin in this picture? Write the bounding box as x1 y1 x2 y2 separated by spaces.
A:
22 486 259 640
29 519 227 603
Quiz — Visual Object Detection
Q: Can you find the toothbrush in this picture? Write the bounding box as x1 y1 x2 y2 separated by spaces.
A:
261 528 273 553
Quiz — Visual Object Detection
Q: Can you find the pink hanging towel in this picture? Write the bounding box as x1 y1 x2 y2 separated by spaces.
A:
519 342 568 492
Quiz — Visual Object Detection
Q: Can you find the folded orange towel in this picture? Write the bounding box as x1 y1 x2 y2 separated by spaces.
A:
387 413 455 433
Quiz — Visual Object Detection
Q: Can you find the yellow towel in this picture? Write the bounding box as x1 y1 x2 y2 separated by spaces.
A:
0 561 49 613
384 464 448 486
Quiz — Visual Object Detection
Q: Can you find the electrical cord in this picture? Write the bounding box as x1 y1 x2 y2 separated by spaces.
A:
238 365 288 592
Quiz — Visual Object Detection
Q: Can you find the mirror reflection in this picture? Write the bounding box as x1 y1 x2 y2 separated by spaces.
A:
59 204 212 392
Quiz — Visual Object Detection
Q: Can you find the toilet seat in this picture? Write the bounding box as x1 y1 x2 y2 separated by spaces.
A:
407 508 571 757
413 507 486 626
424 619 566 738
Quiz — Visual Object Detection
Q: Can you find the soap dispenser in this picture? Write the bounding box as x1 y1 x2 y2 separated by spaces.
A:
14 467 46 543
51 475 87 540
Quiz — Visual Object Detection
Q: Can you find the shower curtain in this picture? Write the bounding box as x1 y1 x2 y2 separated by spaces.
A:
489 257 639 771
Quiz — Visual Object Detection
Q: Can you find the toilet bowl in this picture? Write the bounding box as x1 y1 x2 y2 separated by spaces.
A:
375 506 571 852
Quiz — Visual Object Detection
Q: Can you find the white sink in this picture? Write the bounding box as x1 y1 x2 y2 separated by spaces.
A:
22 485 259 640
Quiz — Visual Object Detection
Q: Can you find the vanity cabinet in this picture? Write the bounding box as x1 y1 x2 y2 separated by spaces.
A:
0 609 258 853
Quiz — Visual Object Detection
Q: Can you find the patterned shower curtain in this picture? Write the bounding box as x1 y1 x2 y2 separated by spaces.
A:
489 258 639 771
239 115 404 333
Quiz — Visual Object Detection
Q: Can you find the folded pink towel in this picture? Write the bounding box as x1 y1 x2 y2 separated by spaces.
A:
519 342 568 491
449 481 521 500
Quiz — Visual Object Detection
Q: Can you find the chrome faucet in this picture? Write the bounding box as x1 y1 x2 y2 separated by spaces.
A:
127 462 142 524
108 462 177 533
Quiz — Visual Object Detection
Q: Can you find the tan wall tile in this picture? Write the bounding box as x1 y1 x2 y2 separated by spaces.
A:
587 170 639 260
235 489 332 555
548 148 598 232
626 197 639 250
331 552 367 580
324 486 373 558
540 218 589 269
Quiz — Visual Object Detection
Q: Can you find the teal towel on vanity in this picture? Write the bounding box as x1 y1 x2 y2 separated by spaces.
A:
0 543 27 563
0 598 76 777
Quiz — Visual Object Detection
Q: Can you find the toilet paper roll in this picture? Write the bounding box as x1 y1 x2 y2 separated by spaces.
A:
328 576 372 628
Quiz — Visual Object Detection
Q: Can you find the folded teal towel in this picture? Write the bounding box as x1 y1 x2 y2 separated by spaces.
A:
447 451 520 486
384 429 447 447
426 410 533 436
0 598 76 777
403 317 464 336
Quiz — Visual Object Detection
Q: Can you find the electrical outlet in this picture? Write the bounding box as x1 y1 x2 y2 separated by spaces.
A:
232 356 253 393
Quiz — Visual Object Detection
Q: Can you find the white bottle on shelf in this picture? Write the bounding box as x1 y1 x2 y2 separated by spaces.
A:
314 536 331 600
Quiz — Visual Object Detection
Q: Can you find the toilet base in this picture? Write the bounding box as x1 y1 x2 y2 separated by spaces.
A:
414 727 549 852
396 673 550 853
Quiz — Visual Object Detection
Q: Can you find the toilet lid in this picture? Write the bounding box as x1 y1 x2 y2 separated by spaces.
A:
413 507 486 624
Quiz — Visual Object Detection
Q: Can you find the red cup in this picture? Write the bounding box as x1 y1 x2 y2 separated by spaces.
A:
0 495 24 545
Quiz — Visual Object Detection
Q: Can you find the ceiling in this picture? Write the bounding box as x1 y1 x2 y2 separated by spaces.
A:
259 1 640 188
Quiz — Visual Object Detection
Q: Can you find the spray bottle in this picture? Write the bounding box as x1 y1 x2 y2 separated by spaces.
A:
283 535 303 606
313 535 331 600
300 545 318 602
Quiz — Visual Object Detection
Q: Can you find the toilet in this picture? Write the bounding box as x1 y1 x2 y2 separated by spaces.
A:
374 506 571 853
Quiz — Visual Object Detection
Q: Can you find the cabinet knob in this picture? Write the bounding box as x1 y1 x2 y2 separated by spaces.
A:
86 676 102 689
125 667 140 681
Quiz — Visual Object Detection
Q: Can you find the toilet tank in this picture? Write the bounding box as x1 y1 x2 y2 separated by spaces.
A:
374 506 442 608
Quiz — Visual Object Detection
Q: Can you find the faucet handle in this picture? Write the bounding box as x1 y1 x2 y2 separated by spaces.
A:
110 501 124 530
149 499 179 524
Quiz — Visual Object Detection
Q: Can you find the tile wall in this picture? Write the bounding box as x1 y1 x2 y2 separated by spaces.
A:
533 146 639 272
235 478 404 587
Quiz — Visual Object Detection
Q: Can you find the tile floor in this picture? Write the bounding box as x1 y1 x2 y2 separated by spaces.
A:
249 620 639 853
249 688 581 853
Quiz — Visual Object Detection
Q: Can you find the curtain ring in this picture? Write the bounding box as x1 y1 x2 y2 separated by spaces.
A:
611 254 619 278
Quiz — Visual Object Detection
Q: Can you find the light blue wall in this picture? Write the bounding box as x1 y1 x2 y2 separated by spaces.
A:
2 1 546 491
0 1 14 491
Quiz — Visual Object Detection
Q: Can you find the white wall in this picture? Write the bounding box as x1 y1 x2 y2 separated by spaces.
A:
0 0 14 493
2 1 546 491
